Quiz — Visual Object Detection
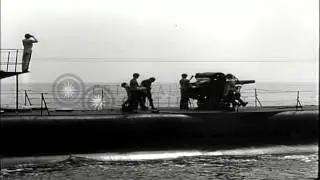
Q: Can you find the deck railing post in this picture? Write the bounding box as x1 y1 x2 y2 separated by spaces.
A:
15 50 18 72
296 90 299 111
41 93 43 116
296 90 299 109
255 88 257 108
42 93 49 115
25 90 27 106
101 89 104 110
24 90 32 106
6 51 11 71
16 75 19 112
254 88 262 108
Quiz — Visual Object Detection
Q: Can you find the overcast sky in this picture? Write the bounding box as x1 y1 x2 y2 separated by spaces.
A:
1 0 319 83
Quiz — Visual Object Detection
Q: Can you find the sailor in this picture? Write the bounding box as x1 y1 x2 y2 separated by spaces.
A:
129 73 147 111
121 82 131 111
141 77 156 110
234 85 248 107
225 74 237 95
22 33 38 72
130 73 140 89
179 73 193 109
225 74 247 109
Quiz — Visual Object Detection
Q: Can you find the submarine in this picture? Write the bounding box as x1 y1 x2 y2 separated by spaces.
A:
0 72 318 157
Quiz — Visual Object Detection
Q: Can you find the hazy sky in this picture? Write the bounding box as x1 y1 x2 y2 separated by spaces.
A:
1 0 319 83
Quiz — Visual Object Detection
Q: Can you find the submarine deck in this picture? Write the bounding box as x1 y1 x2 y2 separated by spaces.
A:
0 105 318 117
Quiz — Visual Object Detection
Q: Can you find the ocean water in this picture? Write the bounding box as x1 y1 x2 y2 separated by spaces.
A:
0 81 318 110
1 145 318 179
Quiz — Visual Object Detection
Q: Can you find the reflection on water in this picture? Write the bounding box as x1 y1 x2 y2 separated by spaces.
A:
80 144 318 161
1 145 318 180
79 145 318 161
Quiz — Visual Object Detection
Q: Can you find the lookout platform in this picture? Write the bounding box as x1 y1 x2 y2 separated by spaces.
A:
0 49 28 79
0 71 28 79
0 49 30 111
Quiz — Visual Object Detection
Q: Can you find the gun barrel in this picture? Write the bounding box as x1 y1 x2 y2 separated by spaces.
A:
235 80 255 85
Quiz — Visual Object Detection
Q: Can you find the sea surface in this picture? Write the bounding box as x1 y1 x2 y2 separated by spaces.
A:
1 145 318 179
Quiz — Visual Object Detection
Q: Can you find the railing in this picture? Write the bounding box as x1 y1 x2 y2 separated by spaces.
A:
254 88 263 108
0 49 24 72
24 90 32 107
1 85 318 115
40 93 50 116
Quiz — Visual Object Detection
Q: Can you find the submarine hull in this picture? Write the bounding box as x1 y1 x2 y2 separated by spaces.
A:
1 110 318 157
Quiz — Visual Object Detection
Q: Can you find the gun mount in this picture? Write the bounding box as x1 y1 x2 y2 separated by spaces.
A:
187 72 255 110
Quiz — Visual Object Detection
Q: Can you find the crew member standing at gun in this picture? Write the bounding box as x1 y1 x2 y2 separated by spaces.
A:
141 77 156 110
225 74 248 109
179 73 193 109
22 33 38 72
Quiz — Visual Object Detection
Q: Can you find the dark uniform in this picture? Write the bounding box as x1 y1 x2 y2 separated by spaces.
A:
225 74 247 109
121 83 131 111
141 78 155 109
130 77 147 110
129 78 140 110
130 78 139 89
179 77 190 109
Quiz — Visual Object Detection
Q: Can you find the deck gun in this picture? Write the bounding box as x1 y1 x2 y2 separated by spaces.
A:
235 80 255 85
187 72 255 110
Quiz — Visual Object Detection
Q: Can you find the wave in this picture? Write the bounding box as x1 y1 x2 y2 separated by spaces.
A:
1 144 317 177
